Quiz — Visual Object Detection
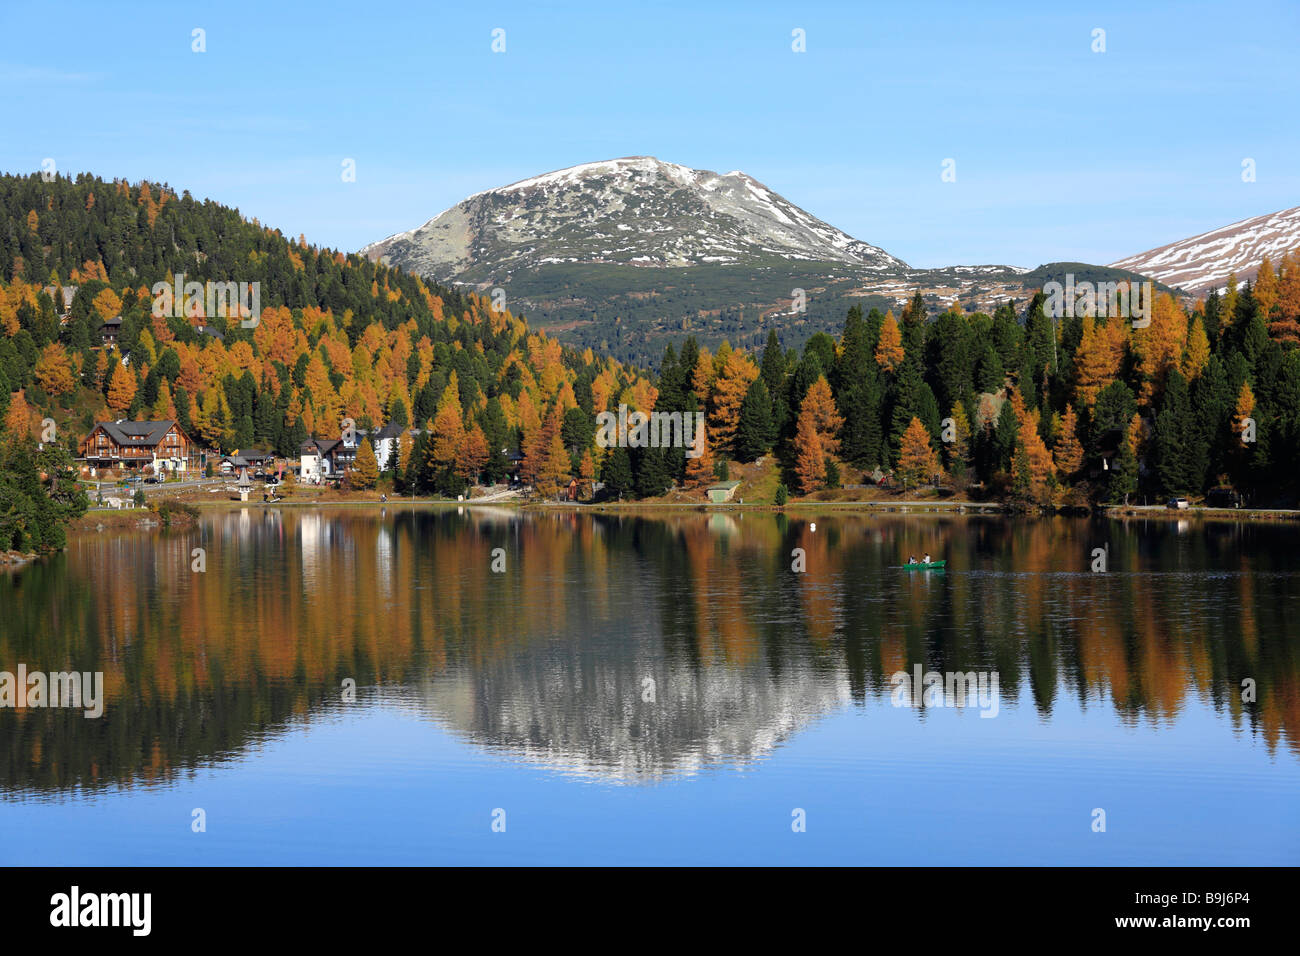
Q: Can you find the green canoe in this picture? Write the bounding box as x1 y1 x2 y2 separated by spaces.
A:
902 560 946 570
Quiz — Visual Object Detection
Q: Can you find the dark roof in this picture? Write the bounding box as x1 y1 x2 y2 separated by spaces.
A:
376 420 405 440
196 325 224 341
99 315 123 328
44 286 76 311
301 437 343 456
95 420 179 447
225 449 274 465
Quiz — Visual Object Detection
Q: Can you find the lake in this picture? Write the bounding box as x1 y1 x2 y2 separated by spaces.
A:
1 507 1297 865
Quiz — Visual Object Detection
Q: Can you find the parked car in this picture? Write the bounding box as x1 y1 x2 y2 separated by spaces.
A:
1167 497 1190 510
144 476 161 484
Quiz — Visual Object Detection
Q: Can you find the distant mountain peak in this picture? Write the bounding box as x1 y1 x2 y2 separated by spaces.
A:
1110 205 1300 295
361 157 908 280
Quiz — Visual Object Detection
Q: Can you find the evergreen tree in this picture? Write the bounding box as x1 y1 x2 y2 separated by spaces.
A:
834 304 883 467
1154 370 1192 495
601 446 634 499
993 398 1018 472
1090 381 1137 458
735 377 773 462
888 358 926 462
389 397 409 428
633 446 672 498
927 309 974 413
1107 439 1138 504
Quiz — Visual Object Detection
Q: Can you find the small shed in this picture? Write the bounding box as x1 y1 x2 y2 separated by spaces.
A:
706 480 741 503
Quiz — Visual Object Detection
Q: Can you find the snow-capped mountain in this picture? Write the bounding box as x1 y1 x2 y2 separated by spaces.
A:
362 156 908 279
1110 206 1300 296
360 156 1156 366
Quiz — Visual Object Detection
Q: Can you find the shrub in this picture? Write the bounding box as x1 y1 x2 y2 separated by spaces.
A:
152 498 199 528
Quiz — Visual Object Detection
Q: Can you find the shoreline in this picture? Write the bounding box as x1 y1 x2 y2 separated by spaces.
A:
66 495 1300 528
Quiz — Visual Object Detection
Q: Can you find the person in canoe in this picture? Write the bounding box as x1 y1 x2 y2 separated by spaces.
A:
908 554 917 565
922 552 931 564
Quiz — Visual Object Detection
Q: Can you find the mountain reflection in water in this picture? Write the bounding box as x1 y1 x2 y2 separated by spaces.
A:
1 507 1296 796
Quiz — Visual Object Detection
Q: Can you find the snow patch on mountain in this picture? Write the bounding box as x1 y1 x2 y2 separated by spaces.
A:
1110 206 1300 295
361 156 909 279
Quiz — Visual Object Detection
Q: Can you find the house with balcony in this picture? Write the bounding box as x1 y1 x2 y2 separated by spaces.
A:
299 434 360 483
98 315 123 347
79 419 200 475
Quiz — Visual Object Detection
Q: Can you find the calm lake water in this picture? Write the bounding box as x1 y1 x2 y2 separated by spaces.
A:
1 507 1297 865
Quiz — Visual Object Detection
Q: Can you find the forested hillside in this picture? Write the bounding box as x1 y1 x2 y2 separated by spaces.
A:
3 171 1298 523
0 172 653 509
608 281 1300 506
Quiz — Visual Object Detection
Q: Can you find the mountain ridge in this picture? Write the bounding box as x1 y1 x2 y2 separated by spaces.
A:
360 157 1197 364
1110 205 1300 296
361 156 908 278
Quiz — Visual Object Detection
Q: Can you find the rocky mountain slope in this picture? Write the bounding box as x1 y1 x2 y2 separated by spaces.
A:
362 156 907 279
363 157 1163 364
1110 205 1300 295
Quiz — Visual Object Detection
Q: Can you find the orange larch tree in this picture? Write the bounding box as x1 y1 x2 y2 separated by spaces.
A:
460 423 489 485
349 438 379 490
34 343 77 396
577 450 595 499
1052 404 1084 478
1270 252 1300 344
1254 256 1278 319
536 432 571 497
895 417 942 486
709 346 758 455
1182 315 1211 379
1073 316 1127 407
105 361 137 413
92 287 121 322
427 379 466 474
1232 381 1255 452
685 432 714 487
800 376 844 456
1013 428 1056 502
1132 293 1187 403
793 412 825 494
874 311 904 373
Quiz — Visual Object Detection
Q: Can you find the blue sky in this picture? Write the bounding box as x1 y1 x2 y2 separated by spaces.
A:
2 0 1296 269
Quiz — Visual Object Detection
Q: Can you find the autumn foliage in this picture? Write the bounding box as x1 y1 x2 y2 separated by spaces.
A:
896 418 942 486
